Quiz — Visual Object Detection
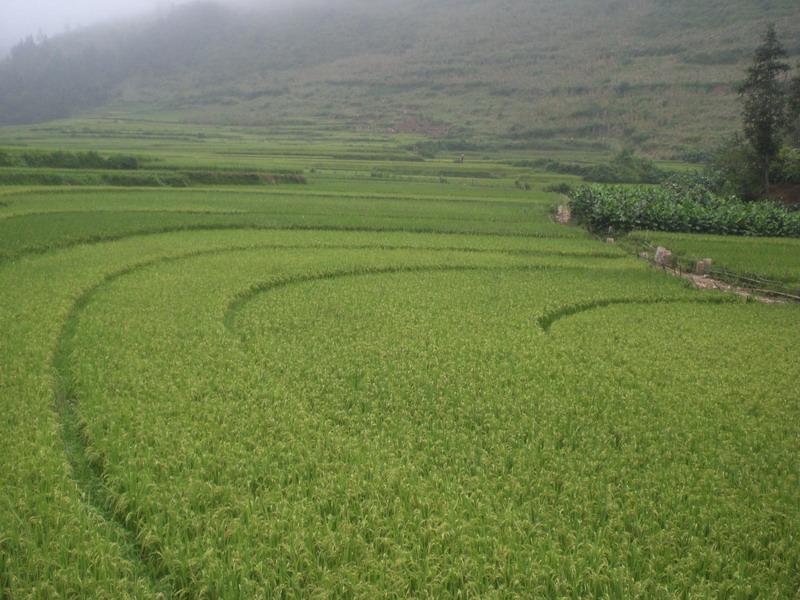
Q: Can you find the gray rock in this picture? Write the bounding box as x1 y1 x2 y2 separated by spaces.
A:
654 246 674 266
695 258 713 275
556 205 572 225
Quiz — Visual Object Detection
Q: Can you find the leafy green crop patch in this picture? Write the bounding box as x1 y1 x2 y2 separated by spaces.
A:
1 145 798 598
570 183 800 237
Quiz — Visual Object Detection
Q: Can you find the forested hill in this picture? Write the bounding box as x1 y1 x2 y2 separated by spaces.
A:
1 0 799 154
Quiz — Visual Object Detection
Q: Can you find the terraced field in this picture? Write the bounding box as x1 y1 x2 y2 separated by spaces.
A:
629 231 800 292
1 175 799 597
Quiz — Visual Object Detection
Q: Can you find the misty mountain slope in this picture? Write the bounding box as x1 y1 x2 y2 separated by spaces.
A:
1 0 799 154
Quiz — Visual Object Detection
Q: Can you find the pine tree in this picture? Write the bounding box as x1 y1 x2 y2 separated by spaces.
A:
738 24 790 196
788 64 800 147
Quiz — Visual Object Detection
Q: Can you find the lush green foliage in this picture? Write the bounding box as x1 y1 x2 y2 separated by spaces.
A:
704 136 800 201
738 24 791 192
705 135 768 200
570 180 800 236
0 148 139 169
704 26 800 200
1 119 798 597
0 145 307 187
0 169 306 188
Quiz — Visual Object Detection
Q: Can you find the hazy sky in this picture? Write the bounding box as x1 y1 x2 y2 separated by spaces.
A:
0 1 192 52
0 0 321 56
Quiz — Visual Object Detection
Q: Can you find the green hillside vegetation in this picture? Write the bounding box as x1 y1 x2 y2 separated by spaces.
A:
1 0 799 155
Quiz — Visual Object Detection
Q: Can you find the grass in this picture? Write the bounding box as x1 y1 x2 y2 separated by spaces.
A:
0 120 798 598
629 231 800 290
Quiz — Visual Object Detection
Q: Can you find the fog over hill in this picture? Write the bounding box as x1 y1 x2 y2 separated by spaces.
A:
0 1 164 51
1 0 799 154
0 0 320 47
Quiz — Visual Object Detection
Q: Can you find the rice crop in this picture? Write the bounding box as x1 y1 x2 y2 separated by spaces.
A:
629 231 800 290
1 159 798 598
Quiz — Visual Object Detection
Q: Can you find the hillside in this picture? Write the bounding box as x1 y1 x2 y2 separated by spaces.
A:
1 0 799 155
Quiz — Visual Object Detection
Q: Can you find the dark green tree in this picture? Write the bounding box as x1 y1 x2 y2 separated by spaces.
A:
738 24 790 196
788 64 800 147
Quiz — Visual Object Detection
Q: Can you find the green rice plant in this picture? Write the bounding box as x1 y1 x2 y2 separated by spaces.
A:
0 126 798 598
629 231 800 289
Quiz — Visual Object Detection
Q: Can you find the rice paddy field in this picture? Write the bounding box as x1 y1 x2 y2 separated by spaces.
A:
629 231 800 292
1 119 799 598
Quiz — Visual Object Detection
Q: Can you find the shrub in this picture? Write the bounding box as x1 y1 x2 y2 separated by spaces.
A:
544 183 574 195
679 149 713 164
774 146 800 185
8 149 141 170
525 150 667 184
583 149 665 184
103 173 188 187
706 135 764 200
104 155 140 170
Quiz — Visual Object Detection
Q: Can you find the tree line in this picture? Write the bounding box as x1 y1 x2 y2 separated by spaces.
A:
730 24 800 198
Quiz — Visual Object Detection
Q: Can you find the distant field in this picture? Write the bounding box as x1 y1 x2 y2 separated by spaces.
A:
1 120 799 598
